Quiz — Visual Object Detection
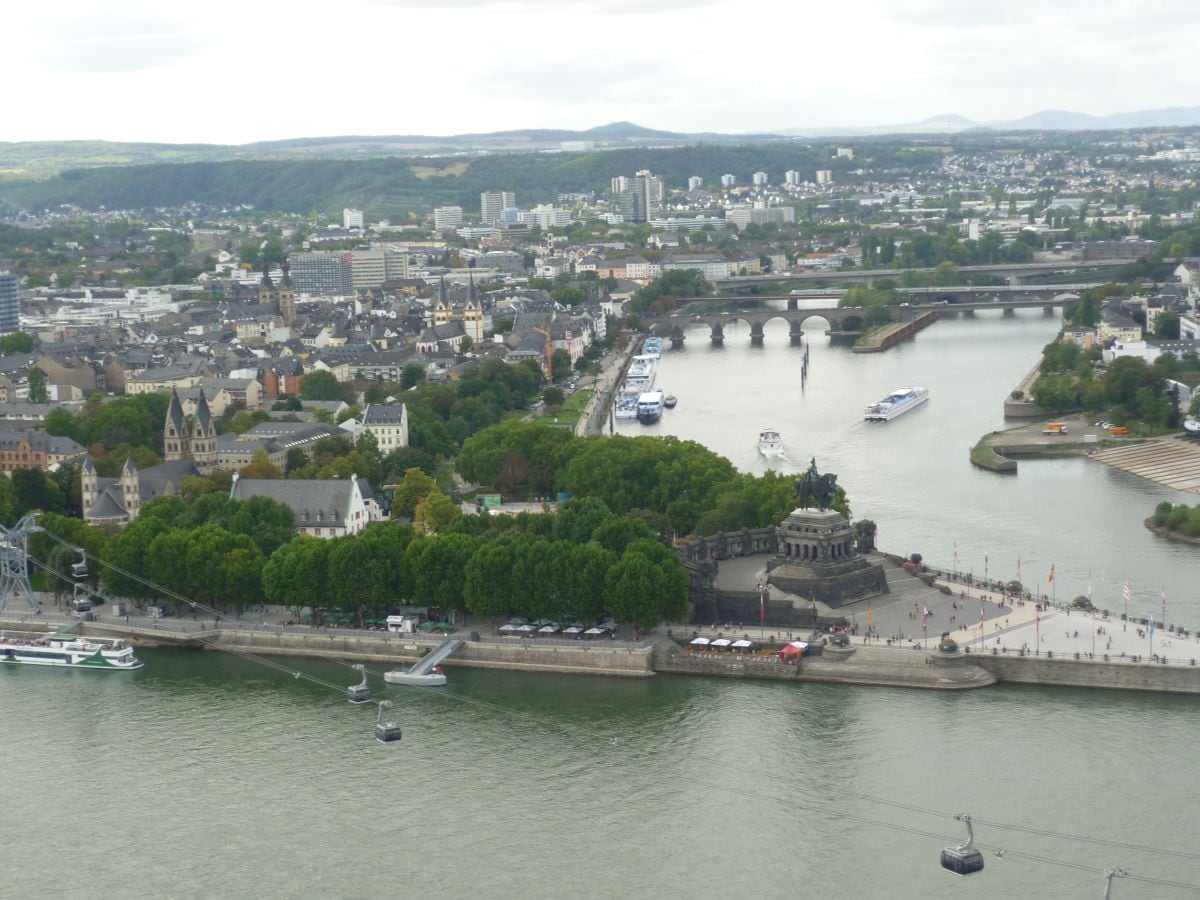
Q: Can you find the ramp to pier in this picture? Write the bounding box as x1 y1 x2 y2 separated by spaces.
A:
408 639 463 676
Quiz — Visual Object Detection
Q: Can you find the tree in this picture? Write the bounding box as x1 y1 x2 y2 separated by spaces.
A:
27 367 48 404
262 536 330 619
401 363 426 389
240 448 284 480
413 490 460 534
299 369 343 401
550 349 573 382
0 332 34 354
463 541 516 617
391 467 437 519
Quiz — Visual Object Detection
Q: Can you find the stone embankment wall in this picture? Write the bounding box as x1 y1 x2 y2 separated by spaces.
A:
968 648 1200 694
852 311 941 353
1003 362 1048 418
216 629 655 677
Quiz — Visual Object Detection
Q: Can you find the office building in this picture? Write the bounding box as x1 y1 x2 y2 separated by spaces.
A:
287 252 354 296
343 208 364 230
433 206 464 231
480 190 516 226
0 271 18 334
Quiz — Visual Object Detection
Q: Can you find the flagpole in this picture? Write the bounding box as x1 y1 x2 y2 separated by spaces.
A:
1123 581 1130 632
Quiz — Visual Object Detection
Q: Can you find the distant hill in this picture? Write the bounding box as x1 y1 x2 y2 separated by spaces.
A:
781 106 1200 137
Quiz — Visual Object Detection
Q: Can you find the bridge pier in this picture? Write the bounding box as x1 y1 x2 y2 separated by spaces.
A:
710 324 724 347
787 296 798 311
790 325 805 346
750 323 765 347
1043 306 1056 317
670 334 686 349
1003 308 1016 317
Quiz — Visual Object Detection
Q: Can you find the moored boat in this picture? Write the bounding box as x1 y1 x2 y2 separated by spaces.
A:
0 632 143 670
637 389 665 424
864 386 929 422
758 428 785 457
663 394 677 409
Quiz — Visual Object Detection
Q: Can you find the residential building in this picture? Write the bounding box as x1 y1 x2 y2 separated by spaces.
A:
343 208 364 230
752 171 768 186
687 176 703 191
0 428 86 473
343 401 409 450
720 174 736 188
613 170 664 223
816 170 833 185
229 472 376 538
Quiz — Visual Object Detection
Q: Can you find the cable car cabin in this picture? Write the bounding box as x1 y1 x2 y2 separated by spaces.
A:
71 562 89 579
940 846 985 876
347 684 371 704
375 722 402 743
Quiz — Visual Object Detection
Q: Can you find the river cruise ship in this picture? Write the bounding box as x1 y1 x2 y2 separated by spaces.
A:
0 632 144 671
864 386 929 422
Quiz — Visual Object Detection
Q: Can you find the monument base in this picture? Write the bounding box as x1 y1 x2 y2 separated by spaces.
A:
768 559 888 609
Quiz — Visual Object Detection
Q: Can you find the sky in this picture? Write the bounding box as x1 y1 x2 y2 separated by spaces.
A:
5 0 1200 145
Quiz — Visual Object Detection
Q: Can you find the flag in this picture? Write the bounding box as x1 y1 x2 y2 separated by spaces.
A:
921 610 929 628
1017 555 1022 583
953 543 959 567
1088 570 1092 601
867 602 874 628
1123 581 1131 602
1162 587 1167 622
1047 564 1055 584
1149 616 1156 641
759 591 766 624
980 604 985 632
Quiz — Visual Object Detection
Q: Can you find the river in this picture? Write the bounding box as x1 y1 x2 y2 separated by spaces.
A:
6 309 1200 898
618 307 1198 626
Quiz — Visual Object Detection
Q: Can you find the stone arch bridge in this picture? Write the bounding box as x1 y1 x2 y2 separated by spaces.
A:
651 290 1082 348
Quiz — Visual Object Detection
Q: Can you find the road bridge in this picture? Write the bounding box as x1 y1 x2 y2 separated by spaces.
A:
654 293 1079 348
714 258 1129 291
784 283 1099 303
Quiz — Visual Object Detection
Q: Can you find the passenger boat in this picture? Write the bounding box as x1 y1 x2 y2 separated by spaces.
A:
614 390 640 419
0 632 143 670
624 355 657 392
864 386 929 422
758 428 785 457
636 389 665 424
663 394 677 409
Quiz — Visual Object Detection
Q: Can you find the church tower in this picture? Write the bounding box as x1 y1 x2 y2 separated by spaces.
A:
190 389 219 474
277 260 296 325
433 276 452 326
463 274 484 342
119 456 141 520
257 261 278 308
164 389 188 462
81 456 98 515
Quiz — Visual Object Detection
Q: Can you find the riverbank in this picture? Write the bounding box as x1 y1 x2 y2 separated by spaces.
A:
6 595 1199 694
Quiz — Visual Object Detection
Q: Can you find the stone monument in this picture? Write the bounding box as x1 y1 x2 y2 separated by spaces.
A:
767 459 887 608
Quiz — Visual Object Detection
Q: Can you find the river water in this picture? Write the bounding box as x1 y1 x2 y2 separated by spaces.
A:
6 309 1200 899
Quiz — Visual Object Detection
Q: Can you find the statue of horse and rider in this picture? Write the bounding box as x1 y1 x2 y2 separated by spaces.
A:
794 458 838 511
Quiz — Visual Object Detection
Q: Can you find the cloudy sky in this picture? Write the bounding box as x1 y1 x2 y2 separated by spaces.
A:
5 0 1198 144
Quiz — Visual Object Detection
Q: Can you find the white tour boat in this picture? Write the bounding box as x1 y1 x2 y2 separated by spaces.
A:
637 389 665 424
758 428 785 457
0 632 144 671
864 386 929 422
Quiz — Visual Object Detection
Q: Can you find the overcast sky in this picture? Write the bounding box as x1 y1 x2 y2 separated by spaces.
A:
5 0 1199 144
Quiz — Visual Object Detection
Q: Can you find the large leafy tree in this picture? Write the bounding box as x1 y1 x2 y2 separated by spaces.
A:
262 536 331 619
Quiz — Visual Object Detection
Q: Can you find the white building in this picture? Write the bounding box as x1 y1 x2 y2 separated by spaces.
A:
720 174 736 188
433 207 464 231
687 176 703 191
752 171 768 186
230 473 377 539
342 401 409 451
343 208 364 230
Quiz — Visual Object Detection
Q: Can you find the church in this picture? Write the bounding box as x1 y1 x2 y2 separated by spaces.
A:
81 388 219 527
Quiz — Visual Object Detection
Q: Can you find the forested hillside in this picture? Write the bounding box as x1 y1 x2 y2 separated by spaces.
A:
0 142 936 218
